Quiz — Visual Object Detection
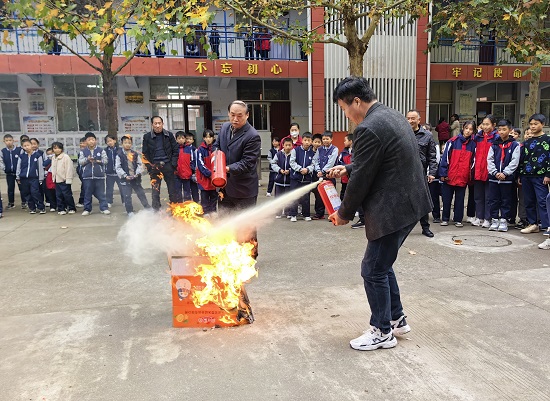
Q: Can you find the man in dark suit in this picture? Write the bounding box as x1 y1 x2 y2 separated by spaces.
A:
328 77 432 351
141 116 179 210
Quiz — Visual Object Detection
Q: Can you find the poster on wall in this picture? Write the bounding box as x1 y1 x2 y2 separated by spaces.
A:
27 88 47 115
212 116 230 133
23 116 55 134
121 116 150 136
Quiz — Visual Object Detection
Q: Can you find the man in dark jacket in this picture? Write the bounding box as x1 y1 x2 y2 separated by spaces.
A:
406 109 439 237
328 77 432 352
142 116 179 211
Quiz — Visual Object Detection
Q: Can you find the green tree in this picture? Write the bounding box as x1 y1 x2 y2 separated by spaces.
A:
219 0 429 76
2 0 212 136
432 0 550 128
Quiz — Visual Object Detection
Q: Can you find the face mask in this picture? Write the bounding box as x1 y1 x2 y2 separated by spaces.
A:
290 131 299 138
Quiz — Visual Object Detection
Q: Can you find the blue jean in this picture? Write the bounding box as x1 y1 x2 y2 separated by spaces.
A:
441 183 466 222
106 175 124 204
522 176 549 228
488 181 514 220
19 177 44 211
55 182 76 212
83 179 108 212
361 222 415 333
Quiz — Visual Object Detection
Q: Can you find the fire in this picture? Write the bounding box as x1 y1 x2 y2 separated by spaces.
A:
170 201 257 325
127 151 134 163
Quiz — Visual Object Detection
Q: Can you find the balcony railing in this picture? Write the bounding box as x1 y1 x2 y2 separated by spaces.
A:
0 25 307 61
431 39 549 65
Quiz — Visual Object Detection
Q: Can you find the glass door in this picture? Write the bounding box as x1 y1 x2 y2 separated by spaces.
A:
151 102 186 131
152 101 211 134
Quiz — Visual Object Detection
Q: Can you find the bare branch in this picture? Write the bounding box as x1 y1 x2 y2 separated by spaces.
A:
112 41 144 75
359 12 381 44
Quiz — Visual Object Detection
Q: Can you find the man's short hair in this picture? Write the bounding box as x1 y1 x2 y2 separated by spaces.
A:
105 134 117 143
322 130 332 138
84 132 96 139
312 133 323 142
282 137 293 145
30 138 39 144
3 134 13 140
228 100 249 112
203 129 215 138
529 113 546 125
52 142 63 150
120 135 133 143
345 133 353 141
302 132 312 139
497 119 512 129
175 131 186 138
407 109 421 118
80 137 87 143
21 139 31 145
20 134 29 140
333 76 377 105
272 136 280 142
151 115 163 123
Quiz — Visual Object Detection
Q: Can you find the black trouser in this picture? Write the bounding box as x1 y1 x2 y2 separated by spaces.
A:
149 163 177 211
466 184 475 218
288 180 311 217
201 189 218 214
218 191 258 258
245 47 254 60
5 174 22 205
428 180 441 219
45 187 57 209
120 179 150 214
55 182 76 212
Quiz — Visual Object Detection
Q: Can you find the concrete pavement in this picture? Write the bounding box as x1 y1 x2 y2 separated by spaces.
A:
1 174 549 401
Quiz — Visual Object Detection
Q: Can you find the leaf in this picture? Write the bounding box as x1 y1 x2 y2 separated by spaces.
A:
98 8 106 17
2 30 10 45
503 14 511 20
114 27 125 35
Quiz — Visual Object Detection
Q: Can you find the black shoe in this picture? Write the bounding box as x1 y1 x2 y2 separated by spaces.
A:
433 218 441 223
422 228 434 238
351 221 365 229
515 220 527 229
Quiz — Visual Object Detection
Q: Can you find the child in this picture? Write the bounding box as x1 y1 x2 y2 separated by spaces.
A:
78 132 110 215
50 142 76 214
439 121 476 227
266 137 280 197
195 129 218 215
43 147 57 212
486 120 521 232
76 137 87 208
472 114 499 228
16 139 45 214
313 130 339 219
174 131 195 203
519 114 550 235
337 133 353 200
2 134 23 209
288 132 316 222
270 137 293 219
185 133 200 203
104 134 123 207
310 133 324 219
30 138 46 205
115 135 150 216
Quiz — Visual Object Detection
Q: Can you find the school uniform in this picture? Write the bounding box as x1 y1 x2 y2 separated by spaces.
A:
105 145 124 205
288 145 317 218
175 144 196 203
78 146 109 212
195 142 217 214
115 148 150 214
16 151 45 212
1 146 23 206
473 130 499 221
270 149 292 215
266 146 278 194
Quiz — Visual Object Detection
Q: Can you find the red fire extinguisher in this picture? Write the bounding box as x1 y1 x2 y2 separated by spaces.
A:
318 180 342 215
211 149 227 188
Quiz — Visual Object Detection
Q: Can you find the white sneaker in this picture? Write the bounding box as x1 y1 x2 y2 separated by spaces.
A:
45 202 50 207
290 216 297 222
497 218 508 232
390 315 411 336
266 192 271 197
275 215 282 219
107 203 112 208
440 221 449 226
304 216 312 221
466 216 474 223
82 211 91 216
76 203 84 208
538 238 550 250
50 208 56 212
481 219 491 228
101 209 111 215
349 327 397 351
39 210 46 214
68 210 76 214
355 211 359 217
128 212 135 217
58 211 67 215
488 218 499 231
286 215 291 219
471 217 481 226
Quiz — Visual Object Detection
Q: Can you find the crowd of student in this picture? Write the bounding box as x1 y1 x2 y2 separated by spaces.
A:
1 113 549 250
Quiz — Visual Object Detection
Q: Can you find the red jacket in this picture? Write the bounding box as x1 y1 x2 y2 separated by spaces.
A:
195 142 215 191
176 145 194 180
436 121 451 142
439 134 476 187
473 130 499 181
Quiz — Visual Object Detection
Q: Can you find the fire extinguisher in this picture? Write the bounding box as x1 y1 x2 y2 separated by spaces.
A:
211 149 227 188
318 180 342 215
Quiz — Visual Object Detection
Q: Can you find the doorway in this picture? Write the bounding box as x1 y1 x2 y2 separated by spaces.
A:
152 101 212 136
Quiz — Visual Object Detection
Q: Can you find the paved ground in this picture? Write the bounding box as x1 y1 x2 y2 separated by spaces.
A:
1 172 549 401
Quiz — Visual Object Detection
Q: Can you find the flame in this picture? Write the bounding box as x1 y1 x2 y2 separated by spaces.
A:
170 201 257 325
127 151 135 163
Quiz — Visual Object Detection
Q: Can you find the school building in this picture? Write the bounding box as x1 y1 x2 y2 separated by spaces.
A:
0 8 548 157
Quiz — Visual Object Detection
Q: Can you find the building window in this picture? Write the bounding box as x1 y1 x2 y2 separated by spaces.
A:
150 78 208 100
540 87 550 126
247 103 269 130
492 103 516 124
53 76 117 132
0 75 21 132
237 80 289 101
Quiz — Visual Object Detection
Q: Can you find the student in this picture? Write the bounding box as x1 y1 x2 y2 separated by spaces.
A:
519 114 550 234
195 129 218 215
313 130 339 219
16 139 45 214
288 132 316 222
78 132 110 215
209 23 220 57
266 137 280 197
337 133 353 200
439 121 476 227
1 134 22 209
75 137 87 208
310 133 324 219
487 120 521 232
43 147 57 212
185 133 200 203
50 142 76 214
270 137 293 219
104 134 123 207
472 114 499 228
174 131 195 203
115 135 150 216
30 138 46 205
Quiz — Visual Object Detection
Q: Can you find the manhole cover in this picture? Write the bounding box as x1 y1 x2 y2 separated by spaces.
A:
452 234 512 247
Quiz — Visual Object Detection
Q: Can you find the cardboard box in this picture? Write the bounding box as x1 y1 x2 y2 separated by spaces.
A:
169 255 239 328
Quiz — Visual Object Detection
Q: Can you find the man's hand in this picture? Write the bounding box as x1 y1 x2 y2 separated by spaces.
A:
225 166 230 173
326 165 347 179
329 211 349 226
317 171 323 177
427 175 435 183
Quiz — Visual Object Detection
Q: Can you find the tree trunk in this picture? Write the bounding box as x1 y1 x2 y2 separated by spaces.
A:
101 54 118 138
346 48 367 132
523 58 542 131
